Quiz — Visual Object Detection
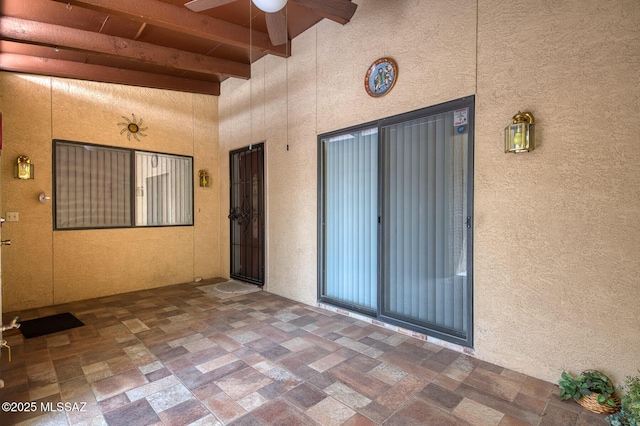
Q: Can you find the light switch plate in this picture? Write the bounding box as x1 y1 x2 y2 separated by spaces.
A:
6 212 19 221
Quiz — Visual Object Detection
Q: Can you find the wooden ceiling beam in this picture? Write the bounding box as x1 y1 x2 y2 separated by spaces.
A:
293 0 357 25
0 16 250 79
0 53 220 95
50 0 289 57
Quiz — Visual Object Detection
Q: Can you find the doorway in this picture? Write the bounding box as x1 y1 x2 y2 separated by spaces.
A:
319 97 474 347
229 144 265 285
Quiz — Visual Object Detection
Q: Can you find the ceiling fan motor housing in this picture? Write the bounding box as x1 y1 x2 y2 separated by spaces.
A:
252 0 287 13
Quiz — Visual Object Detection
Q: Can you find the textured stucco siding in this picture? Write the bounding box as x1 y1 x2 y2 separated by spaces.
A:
0 74 222 309
219 0 640 383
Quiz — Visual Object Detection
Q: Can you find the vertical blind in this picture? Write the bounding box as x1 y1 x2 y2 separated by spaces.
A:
135 152 193 226
54 141 193 229
320 101 472 345
322 128 378 311
55 142 131 229
381 112 468 337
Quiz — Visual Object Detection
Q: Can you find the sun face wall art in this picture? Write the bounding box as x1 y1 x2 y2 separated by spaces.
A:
118 114 148 141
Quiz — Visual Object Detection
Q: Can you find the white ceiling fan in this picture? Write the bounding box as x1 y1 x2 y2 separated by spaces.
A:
185 0 288 46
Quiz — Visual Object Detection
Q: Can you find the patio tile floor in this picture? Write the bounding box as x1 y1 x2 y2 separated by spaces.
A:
0 278 606 425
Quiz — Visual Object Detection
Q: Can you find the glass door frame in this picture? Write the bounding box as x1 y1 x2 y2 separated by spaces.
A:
317 96 475 347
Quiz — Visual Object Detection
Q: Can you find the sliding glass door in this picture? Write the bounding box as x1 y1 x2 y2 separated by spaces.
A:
321 128 378 312
319 97 474 347
380 110 470 341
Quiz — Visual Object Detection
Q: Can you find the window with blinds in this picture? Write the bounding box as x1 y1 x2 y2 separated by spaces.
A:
135 152 193 226
54 140 193 230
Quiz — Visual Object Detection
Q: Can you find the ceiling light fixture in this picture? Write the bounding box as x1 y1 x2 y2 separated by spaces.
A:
252 0 287 13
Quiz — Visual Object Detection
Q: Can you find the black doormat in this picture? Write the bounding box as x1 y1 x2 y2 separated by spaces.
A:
19 313 84 339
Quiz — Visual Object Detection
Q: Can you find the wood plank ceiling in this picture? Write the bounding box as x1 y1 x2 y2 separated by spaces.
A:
0 0 357 95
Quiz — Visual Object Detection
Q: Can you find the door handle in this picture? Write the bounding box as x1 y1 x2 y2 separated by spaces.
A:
1 240 11 246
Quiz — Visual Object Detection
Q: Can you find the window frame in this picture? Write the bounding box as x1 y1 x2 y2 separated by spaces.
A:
53 139 194 231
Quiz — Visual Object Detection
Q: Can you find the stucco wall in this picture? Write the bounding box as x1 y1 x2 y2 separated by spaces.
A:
0 73 222 311
474 0 640 383
219 0 639 384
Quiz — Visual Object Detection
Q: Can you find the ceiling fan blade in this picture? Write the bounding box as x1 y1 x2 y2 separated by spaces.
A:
185 0 236 12
265 9 288 46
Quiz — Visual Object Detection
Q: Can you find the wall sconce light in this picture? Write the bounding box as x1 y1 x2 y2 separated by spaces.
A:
14 155 34 179
198 169 210 188
505 112 535 153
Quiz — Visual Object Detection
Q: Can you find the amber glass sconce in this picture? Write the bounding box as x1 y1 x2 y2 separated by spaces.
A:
198 169 210 187
505 112 535 153
15 155 34 179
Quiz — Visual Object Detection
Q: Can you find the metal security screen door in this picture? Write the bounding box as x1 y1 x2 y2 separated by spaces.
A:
319 97 474 347
229 144 265 285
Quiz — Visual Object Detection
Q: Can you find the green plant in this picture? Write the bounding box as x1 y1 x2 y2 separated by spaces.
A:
606 372 640 426
558 370 617 407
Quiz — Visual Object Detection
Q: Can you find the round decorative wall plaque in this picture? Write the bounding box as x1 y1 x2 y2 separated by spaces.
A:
364 58 398 97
